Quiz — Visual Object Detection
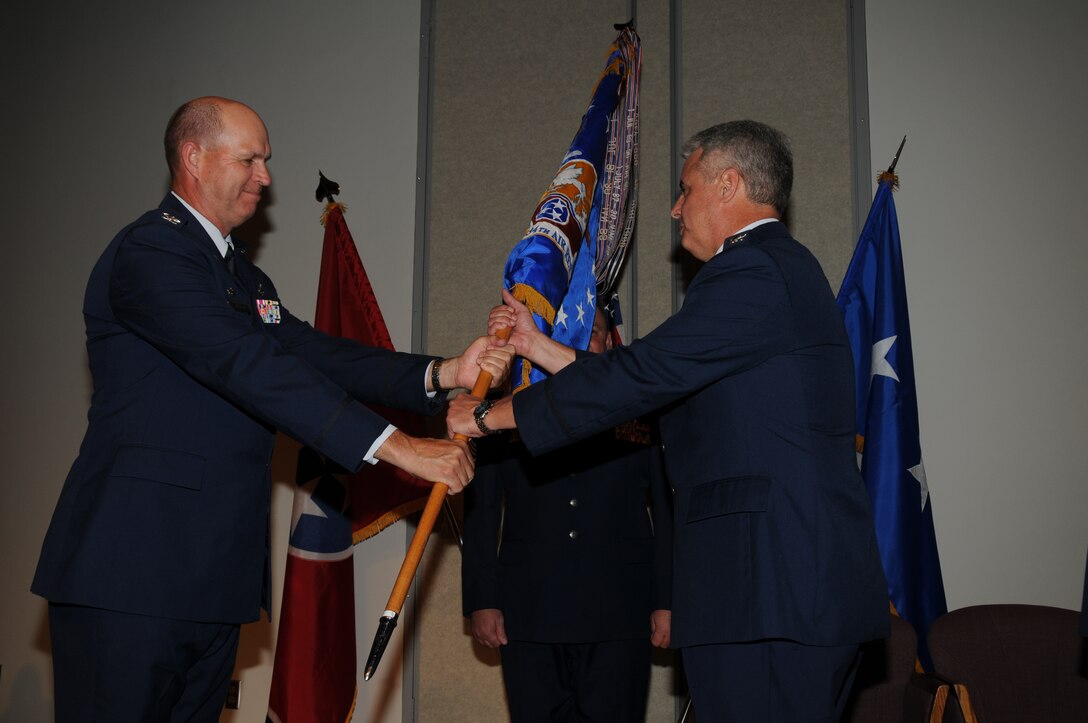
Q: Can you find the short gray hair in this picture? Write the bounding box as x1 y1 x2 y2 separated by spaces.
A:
682 120 793 214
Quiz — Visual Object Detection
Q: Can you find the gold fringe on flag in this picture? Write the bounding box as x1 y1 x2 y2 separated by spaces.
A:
510 282 557 326
509 282 560 393
320 201 348 227
876 170 900 190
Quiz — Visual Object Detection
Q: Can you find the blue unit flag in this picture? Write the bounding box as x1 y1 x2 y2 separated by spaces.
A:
504 27 640 392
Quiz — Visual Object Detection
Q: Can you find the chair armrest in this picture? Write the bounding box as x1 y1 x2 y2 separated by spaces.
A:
905 672 975 723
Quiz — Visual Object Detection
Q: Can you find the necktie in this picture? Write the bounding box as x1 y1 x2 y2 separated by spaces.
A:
224 244 236 274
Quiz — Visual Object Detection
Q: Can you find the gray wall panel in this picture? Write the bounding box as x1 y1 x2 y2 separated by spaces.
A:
679 0 855 288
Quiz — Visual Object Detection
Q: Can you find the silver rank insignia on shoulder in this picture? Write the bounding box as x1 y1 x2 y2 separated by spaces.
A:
161 212 182 225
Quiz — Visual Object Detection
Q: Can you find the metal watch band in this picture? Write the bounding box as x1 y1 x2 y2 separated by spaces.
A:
430 358 447 394
473 399 497 436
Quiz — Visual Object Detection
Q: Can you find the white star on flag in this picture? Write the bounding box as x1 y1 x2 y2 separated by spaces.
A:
871 335 900 383
555 304 569 328
290 477 327 536
909 460 929 511
575 302 586 326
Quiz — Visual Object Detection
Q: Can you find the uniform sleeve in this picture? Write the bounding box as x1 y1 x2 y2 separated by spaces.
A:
107 224 420 471
264 300 443 416
516 244 793 455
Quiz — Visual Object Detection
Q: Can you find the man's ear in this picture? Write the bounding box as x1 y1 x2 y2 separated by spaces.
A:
180 140 202 179
719 167 742 202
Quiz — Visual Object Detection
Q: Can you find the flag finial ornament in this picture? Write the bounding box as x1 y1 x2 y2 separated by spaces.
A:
315 170 340 203
316 171 348 226
877 135 907 189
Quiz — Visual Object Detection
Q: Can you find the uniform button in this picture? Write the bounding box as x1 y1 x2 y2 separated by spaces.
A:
569 498 578 507
568 530 578 539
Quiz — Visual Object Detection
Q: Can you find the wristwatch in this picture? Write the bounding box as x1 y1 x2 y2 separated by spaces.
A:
473 399 497 436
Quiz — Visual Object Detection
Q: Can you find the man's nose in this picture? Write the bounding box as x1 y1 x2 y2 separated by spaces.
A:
255 161 272 187
670 196 682 219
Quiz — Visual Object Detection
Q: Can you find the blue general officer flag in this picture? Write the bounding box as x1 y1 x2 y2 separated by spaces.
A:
836 174 947 667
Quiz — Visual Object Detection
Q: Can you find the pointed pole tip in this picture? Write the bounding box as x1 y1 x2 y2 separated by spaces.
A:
315 171 341 204
887 136 907 175
363 612 399 681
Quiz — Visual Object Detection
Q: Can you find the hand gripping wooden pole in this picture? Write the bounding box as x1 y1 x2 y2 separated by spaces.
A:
364 327 511 680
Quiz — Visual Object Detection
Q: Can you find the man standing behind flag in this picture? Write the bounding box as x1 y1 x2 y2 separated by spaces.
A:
463 303 672 723
451 120 889 720
31 96 512 723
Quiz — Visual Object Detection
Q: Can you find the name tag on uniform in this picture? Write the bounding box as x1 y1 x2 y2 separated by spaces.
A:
256 299 281 324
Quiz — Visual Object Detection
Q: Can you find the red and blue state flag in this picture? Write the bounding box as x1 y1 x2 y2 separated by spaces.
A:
267 204 430 723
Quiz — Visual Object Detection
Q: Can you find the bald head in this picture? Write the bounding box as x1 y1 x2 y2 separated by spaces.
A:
164 97 267 175
165 96 272 235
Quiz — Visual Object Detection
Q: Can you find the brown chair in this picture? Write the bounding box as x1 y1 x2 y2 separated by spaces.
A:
926 604 1088 722
843 613 968 723
904 672 970 723
843 614 921 722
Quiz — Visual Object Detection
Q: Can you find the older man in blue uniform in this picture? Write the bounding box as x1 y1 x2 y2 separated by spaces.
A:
450 121 889 721
32 96 512 722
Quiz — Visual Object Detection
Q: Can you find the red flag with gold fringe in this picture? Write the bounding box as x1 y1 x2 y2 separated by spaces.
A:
315 204 431 541
267 203 429 723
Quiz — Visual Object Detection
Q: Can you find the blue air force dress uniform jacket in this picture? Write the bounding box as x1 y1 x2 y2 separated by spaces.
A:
32 194 442 624
462 422 672 643
512 221 890 649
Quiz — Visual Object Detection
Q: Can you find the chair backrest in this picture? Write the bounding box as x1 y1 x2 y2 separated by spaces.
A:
843 614 919 723
927 604 1088 723
1081 550 1088 636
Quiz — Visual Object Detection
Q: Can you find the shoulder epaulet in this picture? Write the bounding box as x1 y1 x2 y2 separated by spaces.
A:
721 231 750 249
128 207 190 233
158 210 186 227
